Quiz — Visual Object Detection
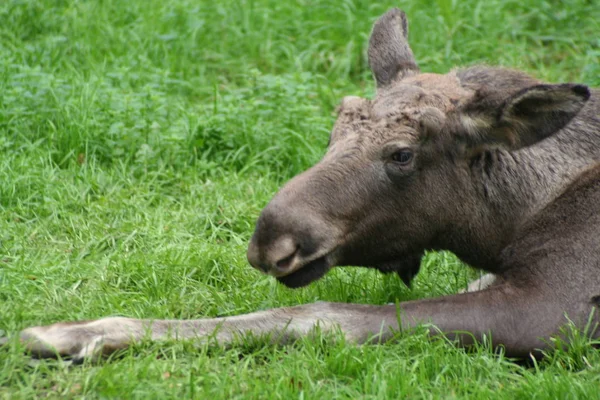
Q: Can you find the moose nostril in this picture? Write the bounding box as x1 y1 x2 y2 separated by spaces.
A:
275 249 297 270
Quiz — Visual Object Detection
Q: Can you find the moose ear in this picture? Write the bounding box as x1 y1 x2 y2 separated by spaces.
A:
461 84 590 149
368 8 419 88
496 84 590 147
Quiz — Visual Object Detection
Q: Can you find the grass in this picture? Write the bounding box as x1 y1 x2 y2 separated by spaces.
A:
1 0 599 398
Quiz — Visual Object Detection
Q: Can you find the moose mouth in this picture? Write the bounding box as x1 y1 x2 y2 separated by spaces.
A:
276 256 331 288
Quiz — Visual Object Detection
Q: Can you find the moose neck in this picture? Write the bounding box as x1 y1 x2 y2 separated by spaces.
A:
444 100 600 271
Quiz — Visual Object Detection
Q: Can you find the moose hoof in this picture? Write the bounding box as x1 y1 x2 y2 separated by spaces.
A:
8 317 135 361
461 273 497 293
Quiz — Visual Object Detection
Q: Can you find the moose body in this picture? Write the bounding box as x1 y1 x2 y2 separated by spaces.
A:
6 9 600 360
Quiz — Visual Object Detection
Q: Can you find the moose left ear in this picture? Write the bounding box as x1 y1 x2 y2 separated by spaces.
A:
495 84 590 148
368 8 419 88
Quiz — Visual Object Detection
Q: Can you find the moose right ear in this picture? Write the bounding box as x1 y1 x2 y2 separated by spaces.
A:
368 8 420 88
495 84 590 147
459 83 590 149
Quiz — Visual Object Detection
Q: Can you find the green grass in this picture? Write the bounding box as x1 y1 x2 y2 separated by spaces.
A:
1 0 600 398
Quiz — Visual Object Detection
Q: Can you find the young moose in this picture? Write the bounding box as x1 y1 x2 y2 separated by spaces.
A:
8 9 600 360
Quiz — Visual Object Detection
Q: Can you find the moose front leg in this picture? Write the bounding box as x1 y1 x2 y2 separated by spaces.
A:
12 302 401 361
8 284 566 360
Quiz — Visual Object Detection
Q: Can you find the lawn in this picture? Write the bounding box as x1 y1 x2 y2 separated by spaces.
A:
1 0 600 398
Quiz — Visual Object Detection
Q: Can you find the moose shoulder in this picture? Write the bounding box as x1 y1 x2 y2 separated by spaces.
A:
7 8 600 360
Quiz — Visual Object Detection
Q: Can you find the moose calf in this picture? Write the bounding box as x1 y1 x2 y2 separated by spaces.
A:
6 8 600 360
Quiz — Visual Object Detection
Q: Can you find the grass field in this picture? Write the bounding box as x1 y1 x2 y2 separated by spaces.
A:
1 0 600 398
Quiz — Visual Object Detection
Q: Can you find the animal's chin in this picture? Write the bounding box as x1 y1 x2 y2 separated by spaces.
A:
276 256 331 288
275 251 423 289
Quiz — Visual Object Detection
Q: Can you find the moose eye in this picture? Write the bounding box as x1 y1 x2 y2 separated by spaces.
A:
391 149 413 165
